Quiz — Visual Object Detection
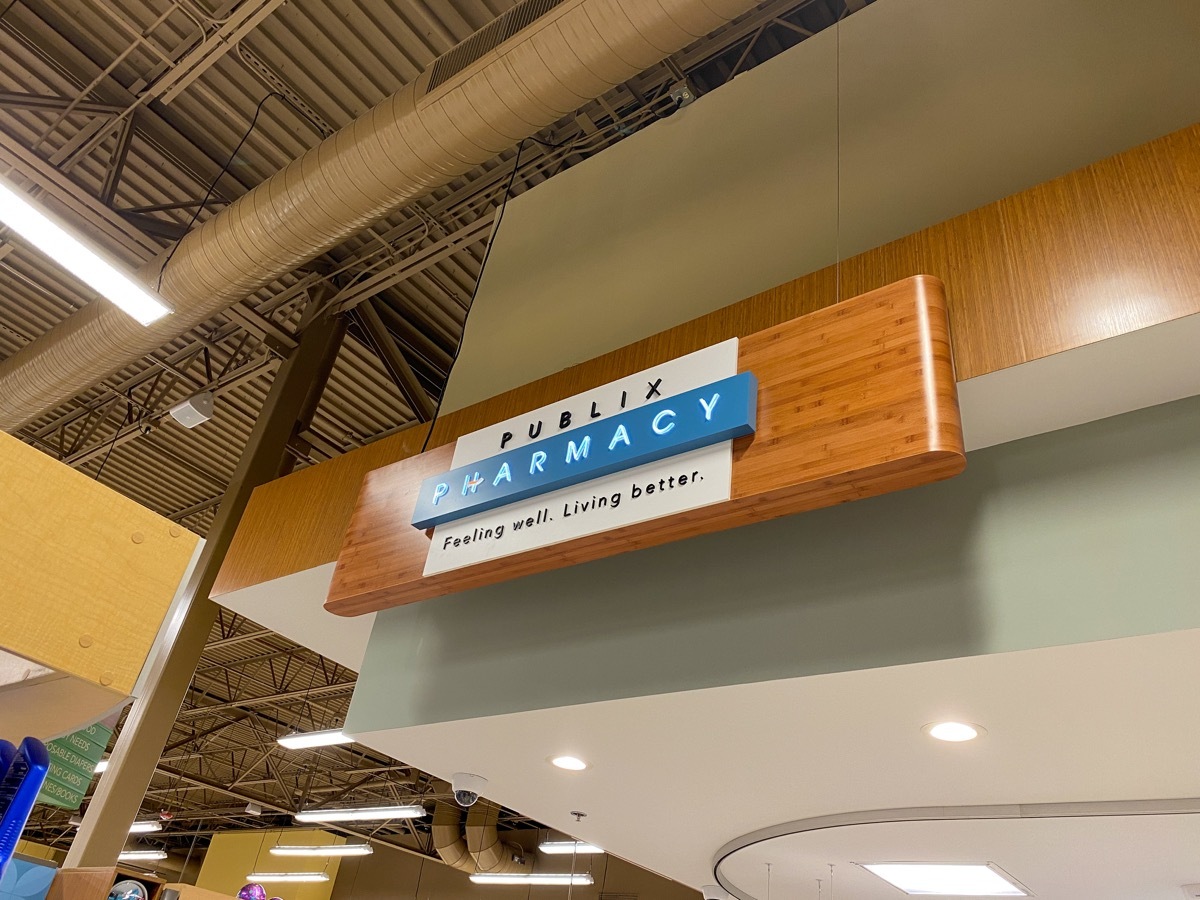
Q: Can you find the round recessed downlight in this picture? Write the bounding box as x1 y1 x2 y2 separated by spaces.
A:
550 755 588 771
924 721 984 742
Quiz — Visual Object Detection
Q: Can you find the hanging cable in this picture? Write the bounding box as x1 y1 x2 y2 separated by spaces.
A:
155 92 285 292
418 137 529 454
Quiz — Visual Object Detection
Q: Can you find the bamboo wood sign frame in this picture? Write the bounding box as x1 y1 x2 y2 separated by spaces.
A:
326 275 965 616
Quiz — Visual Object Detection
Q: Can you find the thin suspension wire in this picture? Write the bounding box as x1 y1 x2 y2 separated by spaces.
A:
835 6 842 306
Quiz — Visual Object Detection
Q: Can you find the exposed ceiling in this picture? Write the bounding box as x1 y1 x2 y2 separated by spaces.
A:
1 0 875 859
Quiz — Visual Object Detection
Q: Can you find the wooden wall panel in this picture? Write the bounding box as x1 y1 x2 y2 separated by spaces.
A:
213 121 1200 598
325 277 963 614
211 423 431 596
0 431 198 695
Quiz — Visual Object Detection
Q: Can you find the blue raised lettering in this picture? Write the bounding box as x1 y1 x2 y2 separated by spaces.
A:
608 423 631 451
698 393 720 421
431 482 449 506
493 462 512 486
462 472 484 495
652 409 676 435
530 450 547 475
565 435 591 464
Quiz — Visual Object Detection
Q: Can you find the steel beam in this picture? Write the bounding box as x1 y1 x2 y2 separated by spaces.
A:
0 92 122 116
355 302 435 421
178 681 354 718
0 139 160 263
65 309 347 867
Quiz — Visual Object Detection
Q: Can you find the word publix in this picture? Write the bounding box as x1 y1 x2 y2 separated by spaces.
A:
411 372 758 530
441 472 704 551
495 376 669 451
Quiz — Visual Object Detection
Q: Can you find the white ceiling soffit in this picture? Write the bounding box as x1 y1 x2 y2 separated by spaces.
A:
717 811 1200 900
351 627 1200 892
214 563 373 672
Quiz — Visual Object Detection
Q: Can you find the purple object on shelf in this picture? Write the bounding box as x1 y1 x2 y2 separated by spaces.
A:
237 885 267 900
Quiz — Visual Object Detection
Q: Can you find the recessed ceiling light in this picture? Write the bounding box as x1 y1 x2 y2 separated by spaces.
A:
538 841 603 855
293 804 425 823
0 176 171 325
270 844 373 857
245 873 330 884
859 863 1027 896
549 755 588 771
277 728 353 750
470 874 594 886
128 822 162 834
923 722 984 742
118 850 167 862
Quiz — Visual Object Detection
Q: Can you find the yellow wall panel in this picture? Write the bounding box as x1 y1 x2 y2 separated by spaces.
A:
196 830 344 900
0 431 199 695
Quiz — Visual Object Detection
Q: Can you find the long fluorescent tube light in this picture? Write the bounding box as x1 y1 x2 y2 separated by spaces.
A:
245 873 330 884
270 844 373 857
0 177 171 325
470 874 595 886
859 863 1028 896
294 804 425 823
277 729 352 750
538 841 604 855
128 822 163 834
118 850 167 862
94 759 109 773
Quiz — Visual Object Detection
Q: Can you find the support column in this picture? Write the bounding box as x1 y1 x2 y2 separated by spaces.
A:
65 307 347 866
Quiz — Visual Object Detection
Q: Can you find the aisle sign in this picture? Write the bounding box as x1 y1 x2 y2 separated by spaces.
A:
36 720 111 810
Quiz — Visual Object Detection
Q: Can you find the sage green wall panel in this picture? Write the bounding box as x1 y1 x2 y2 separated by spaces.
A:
441 0 1200 414
346 395 1200 732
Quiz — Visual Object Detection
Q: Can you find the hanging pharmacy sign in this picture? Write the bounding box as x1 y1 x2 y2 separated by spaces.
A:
416 340 752 575
325 276 967 614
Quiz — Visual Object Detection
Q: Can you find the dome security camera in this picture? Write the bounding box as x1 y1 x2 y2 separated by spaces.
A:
451 772 488 807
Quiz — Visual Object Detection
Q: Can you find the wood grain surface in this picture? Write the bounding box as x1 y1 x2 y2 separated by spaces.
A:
214 122 1200 599
325 275 963 615
0 431 199 695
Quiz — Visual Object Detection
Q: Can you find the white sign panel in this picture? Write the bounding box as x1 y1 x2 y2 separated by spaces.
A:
423 339 739 575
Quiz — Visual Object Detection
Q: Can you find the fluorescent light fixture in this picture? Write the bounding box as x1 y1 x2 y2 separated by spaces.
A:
94 759 109 773
469 874 594 886
859 863 1027 896
538 841 603 855
245 873 330 884
118 850 167 862
549 755 588 771
270 844 373 857
294 804 425 823
277 729 352 750
128 821 163 834
0 176 171 325
923 722 984 743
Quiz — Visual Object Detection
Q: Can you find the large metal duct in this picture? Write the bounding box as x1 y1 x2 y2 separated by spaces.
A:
465 800 526 874
0 0 758 431
432 801 476 873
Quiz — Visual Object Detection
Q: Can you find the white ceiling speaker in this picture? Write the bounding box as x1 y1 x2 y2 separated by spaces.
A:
168 391 214 428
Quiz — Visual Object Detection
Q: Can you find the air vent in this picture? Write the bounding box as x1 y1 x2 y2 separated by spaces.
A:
426 0 568 93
